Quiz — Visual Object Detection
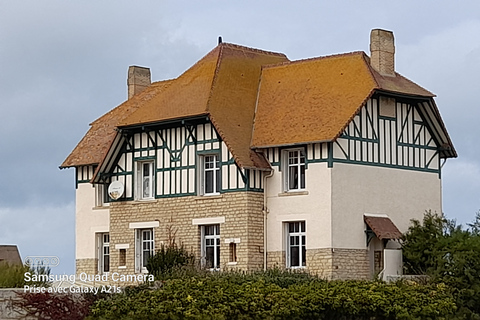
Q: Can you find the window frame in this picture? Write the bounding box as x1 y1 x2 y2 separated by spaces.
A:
201 224 221 270
198 154 221 196
135 228 154 273
136 160 155 200
285 221 306 269
97 233 110 274
282 149 306 192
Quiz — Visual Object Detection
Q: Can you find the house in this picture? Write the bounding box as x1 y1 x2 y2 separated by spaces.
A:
61 29 456 280
0 245 22 265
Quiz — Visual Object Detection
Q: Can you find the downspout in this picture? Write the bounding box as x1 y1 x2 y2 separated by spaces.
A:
263 168 274 271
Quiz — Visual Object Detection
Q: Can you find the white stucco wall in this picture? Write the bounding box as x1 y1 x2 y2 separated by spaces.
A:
266 162 332 251
75 184 109 259
330 163 442 249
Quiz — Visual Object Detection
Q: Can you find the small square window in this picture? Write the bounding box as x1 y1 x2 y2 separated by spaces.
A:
119 249 126 267
229 243 237 263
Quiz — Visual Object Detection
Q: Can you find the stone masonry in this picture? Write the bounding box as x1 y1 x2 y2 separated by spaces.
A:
77 191 264 275
268 248 369 280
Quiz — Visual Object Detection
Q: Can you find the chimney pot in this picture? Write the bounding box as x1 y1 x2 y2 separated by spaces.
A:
370 29 395 76
127 66 151 99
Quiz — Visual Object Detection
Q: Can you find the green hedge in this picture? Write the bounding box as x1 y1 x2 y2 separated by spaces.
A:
89 271 456 320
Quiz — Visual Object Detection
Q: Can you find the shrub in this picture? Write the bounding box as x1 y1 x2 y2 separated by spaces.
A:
90 272 456 319
146 242 196 280
0 262 50 288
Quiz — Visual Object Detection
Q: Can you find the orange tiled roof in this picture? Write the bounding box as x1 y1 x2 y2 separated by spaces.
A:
60 80 173 168
62 43 451 171
118 43 288 169
251 52 435 148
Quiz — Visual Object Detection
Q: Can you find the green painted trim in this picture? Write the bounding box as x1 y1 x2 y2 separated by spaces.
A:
133 156 156 161
331 158 439 174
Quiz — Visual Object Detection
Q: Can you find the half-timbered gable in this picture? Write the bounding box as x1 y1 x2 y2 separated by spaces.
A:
333 96 442 173
94 119 263 202
62 29 456 280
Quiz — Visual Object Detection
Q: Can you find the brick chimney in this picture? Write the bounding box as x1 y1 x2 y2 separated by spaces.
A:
370 29 395 76
127 66 151 99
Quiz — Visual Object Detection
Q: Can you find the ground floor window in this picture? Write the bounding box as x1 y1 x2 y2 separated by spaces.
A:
135 228 154 273
97 233 110 273
202 224 220 269
286 221 306 268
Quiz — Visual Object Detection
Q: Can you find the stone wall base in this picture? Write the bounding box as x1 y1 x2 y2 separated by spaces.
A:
76 258 97 276
267 248 369 280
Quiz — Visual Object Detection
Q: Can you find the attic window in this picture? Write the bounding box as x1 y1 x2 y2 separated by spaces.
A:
379 96 396 118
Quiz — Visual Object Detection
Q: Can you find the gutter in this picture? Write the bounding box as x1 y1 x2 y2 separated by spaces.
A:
263 168 274 271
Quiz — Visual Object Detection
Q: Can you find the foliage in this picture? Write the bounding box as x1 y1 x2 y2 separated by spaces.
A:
146 242 196 280
402 211 480 319
89 271 456 319
14 292 101 320
0 262 51 288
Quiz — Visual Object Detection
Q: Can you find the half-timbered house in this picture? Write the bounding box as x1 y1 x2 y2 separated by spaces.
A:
61 29 456 279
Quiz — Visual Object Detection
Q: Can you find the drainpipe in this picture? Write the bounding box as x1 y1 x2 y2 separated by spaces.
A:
263 168 274 271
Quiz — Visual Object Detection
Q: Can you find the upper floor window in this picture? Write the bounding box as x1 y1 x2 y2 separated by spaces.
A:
199 154 220 195
283 150 305 191
136 161 154 200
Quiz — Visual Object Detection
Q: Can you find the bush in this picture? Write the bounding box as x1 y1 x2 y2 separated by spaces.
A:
0 262 50 288
146 242 196 280
90 272 456 319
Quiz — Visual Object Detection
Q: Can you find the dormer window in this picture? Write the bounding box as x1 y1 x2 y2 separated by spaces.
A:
283 149 306 191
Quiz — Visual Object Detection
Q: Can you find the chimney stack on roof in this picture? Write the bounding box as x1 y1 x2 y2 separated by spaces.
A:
127 66 151 99
370 29 395 76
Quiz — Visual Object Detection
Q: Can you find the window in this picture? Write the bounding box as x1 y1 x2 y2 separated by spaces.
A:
286 222 306 268
201 224 220 269
199 155 220 195
136 161 154 200
229 243 237 263
95 184 104 207
119 249 126 267
135 229 154 273
97 233 110 274
283 150 305 191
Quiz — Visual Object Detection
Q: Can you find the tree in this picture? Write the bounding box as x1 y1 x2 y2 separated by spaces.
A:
402 211 480 318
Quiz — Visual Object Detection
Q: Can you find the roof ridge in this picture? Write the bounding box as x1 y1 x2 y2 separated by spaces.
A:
261 51 366 70
220 42 287 58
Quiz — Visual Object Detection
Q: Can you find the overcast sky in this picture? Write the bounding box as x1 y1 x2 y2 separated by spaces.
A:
1 1 479 275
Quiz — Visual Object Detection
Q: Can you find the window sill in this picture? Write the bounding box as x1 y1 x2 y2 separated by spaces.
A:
194 194 223 201
227 262 238 266
278 190 309 197
92 205 110 210
118 266 127 269
132 199 157 205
